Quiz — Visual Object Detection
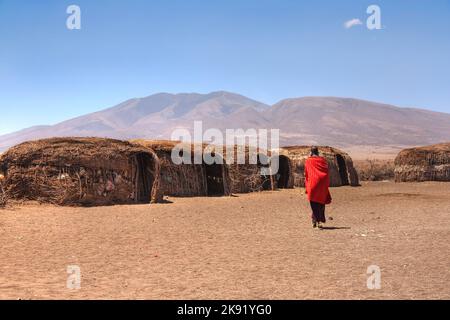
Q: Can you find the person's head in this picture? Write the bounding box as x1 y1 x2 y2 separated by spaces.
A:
310 146 319 157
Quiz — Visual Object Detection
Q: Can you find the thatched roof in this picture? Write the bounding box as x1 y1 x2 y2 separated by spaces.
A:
395 143 450 166
131 139 207 158
2 137 157 170
394 142 450 182
279 145 352 157
131 139 183 152
278 145 359 187
0 137 161 205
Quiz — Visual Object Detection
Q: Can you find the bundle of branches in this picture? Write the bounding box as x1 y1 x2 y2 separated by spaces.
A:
0 181 7 208
394 143 450 182
0 137 161 206
354 159 395 181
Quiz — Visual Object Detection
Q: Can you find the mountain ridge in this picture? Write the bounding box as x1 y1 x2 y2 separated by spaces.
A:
1 91 449 153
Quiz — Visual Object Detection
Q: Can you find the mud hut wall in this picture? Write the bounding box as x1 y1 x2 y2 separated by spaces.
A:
0 138 161 206
131 140 207 197
275 150 305 188
156 150 208 197
132 140 234 196
132 140 270 195
220 163 232 196
394 164 450 182
3 157 138 205
227 163 263 193
395 148 450 166
278 147 359 187
394 146 450 182
344 157 360 186
274 153 298 189
203 145 232 196
222 146 273 193
0 160 6 207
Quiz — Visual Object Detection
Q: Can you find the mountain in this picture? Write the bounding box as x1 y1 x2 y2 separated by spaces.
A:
268 97 450 146
1 91 450 153
0 91 270 151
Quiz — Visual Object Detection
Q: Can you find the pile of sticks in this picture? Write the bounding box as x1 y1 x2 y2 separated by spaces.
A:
0 182 7 208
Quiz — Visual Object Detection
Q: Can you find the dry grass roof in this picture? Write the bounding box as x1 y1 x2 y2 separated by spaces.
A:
1 137 155 170
280 145 351 157
395 143 450 166
131 139 182 152
132 139 270 161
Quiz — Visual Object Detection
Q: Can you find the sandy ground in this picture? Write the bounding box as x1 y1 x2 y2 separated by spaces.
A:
0 181 449 300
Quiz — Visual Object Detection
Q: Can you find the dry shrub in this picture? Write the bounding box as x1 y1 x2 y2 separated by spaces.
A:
228 165 272 193
354 159 395 181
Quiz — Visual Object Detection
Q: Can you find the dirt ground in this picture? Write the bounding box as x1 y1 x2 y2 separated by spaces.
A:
0 181 449 300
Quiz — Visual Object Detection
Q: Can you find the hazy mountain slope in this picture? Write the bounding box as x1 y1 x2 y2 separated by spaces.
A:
0 126 53 152
0 91 270 151
269 97 450 146
1 92 449 153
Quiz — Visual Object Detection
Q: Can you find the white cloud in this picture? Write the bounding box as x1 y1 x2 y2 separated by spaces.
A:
344 18 363 29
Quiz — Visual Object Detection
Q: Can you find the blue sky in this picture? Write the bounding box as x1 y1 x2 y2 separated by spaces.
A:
1 0 449 135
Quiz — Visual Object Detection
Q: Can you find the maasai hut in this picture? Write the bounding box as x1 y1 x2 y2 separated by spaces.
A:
0 160 6 207
0 137 161 206
0 161 4 182
394 143 450 182
276 146 359 188
223 145 274 193
132 140 232 197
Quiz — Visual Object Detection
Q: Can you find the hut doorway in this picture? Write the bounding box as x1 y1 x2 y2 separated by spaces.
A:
204 162 225 196
135 153 155 203
277 155 290 188
336 154 349 186
258 154 272 190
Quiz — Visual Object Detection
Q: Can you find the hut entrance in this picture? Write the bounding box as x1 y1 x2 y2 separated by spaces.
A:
258 154 272 190
204 162 225 196
135 153 155 203
277 155 290 188
336 154 349 185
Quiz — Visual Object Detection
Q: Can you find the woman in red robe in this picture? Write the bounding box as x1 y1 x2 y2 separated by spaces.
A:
304 146 332 228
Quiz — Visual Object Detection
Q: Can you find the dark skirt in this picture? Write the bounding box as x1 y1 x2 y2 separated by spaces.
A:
310 201 326 223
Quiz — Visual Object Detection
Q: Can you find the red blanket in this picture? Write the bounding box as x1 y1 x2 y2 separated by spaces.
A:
304 156 332 205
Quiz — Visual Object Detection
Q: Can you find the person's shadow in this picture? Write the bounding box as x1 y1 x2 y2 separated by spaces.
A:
319 226 351 230
159 199 174 204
